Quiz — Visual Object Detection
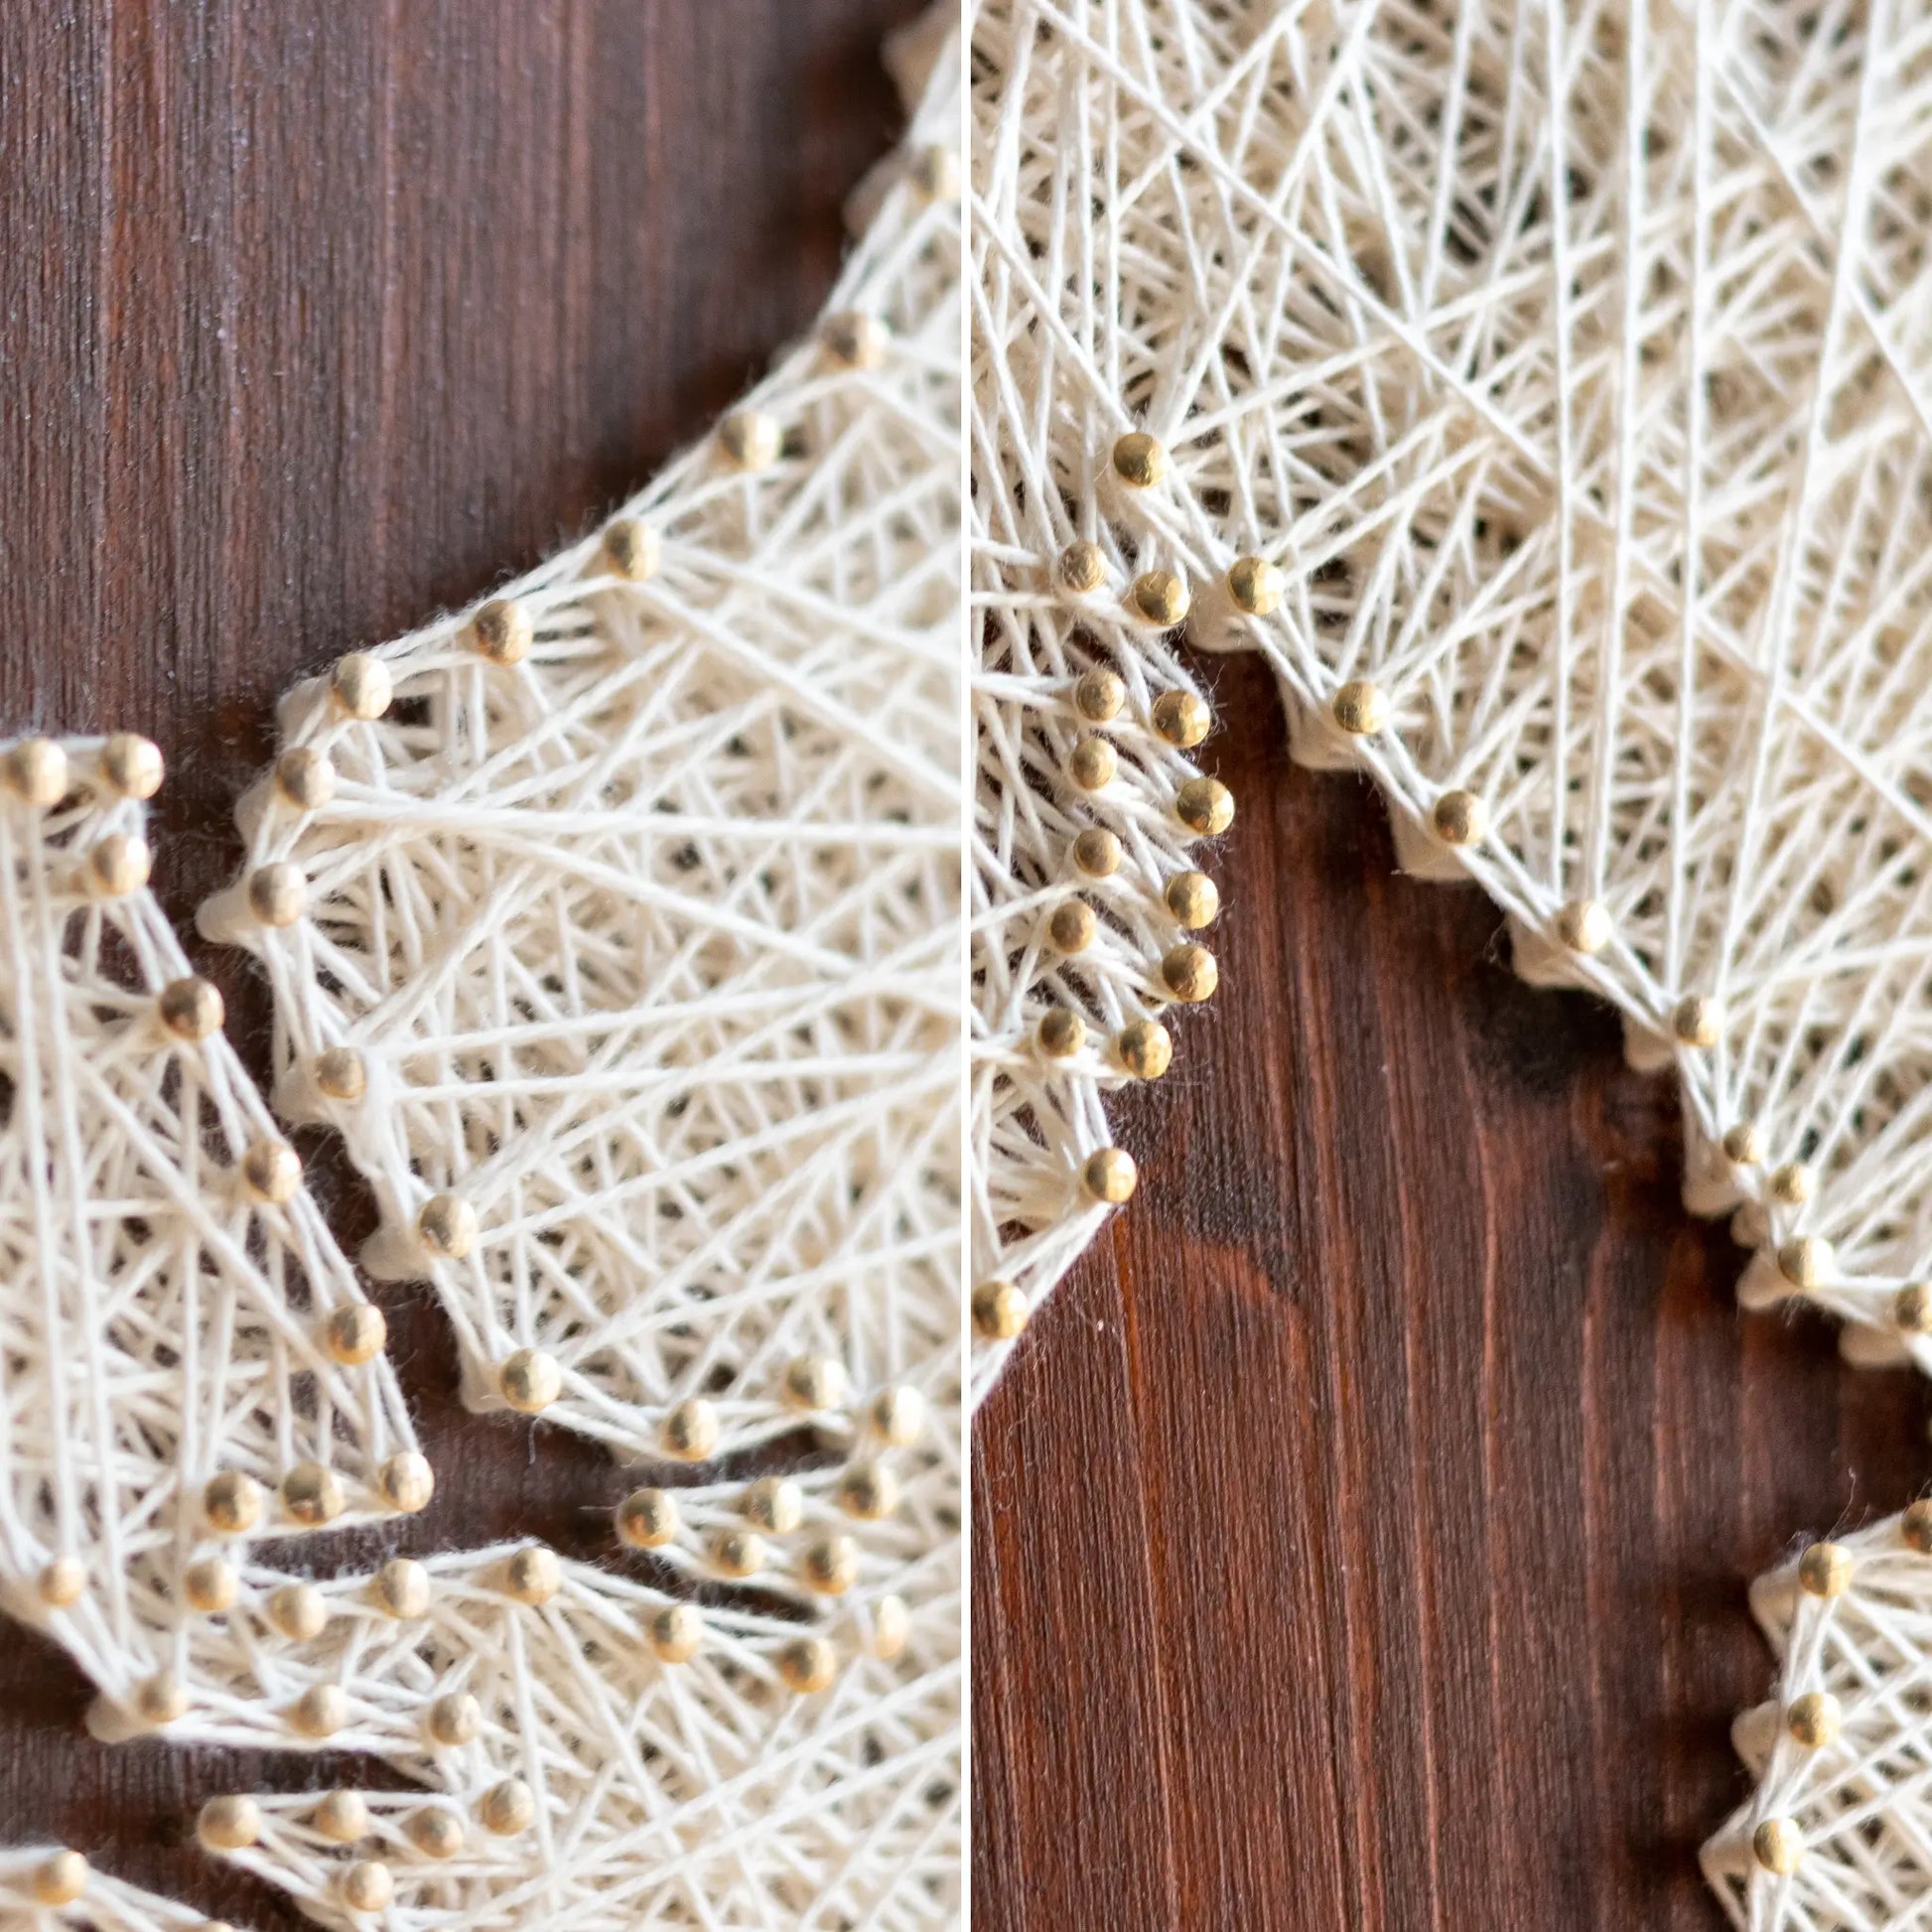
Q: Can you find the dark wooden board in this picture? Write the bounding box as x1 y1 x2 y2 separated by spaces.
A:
971 652 1932 1931
0 2 922 1922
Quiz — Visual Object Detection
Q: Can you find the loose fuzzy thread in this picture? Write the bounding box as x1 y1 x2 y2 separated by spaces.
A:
970 0 1932 1921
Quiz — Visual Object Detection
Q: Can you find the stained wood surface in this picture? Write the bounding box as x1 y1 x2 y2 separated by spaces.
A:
0 3 921 1922
971 651 1932 1931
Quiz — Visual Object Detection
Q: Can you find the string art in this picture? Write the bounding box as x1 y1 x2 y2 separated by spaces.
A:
969 0 1932 1922
4 13 961 1930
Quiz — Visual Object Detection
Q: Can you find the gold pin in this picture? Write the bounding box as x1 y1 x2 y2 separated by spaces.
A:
136 1671 188 1725
470 598 532 667
1174 776 1234 837
1082 1147 1137 1204
1071 827 1122 879
198 1796 261 1853
499 1347 563 1414
275 745 336 811
617 1487 680 1550
1722 1123 1762 1166
406 1808 465 1860
1047 899 1097 954
869 1384 925 1446
204 1470 264 1538
1897 1285 1932 1335
372 1557 431 1619
1904 1499 1932 1554
1432 790 1485 847
314 1790 369 1843
323 1303 387 1366
601 517 660 582
502 1546 562 1604
1151 690 1209 749
1036 1008 1086 1057
1227 555 1282 616
1555 899 1611 954
908 144 960 202
838 1460 899 1519
1797 1541 1852 1597
37 1557 87 1608
781 1354 847 1412
1777 1238 1833 1291
100 732 164 798
247 861 308 926
822 311 889 370
1058 542 1108 597
479 1778 536 1836
1751 1818 1803 1876
971 1280 1029 1343
267 1582 329 1642
183 1557 239 1615
282 1460 345 1527
719 409 781 472
1161 943 1217 1004
159 976 224 1041
240 1139 302 1205
1771 1162 1816 1206
777 1634 838 1694
1331 679 1388 736
1165 871 1218 928
709 1528 765 1579
314 1044 368 1101
743 1475 804 1535
1073 668 1126 722
1117 1018 1173 1080
377 1450 435 1515
426 1690 483 1747
800 1533 859 1594
662 1396 720 1461
87 833 151 897
4 739 67 807
648 1602 703 1665
1132 571 1189 627
339 1862 394 1915
1111 432 1167 488
331 652 392 721
32 1853 87 1907
1786 1691 1841 1749
873 1593 911 1660
1671 995 1722 1048
1067 736 1117 791
418 1192 477 1260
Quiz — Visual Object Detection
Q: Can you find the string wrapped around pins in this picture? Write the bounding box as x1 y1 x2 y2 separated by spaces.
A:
972 0 1932 1922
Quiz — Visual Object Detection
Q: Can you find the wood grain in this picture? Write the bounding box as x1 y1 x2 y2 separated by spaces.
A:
971 652 1932 1931
0 2 921 1921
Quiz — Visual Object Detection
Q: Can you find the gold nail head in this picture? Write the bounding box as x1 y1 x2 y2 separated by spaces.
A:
971 1280 1030 1343
709 1528 765 1579
315 1789 370 1843
822 310 889 369
418 1192 478 1261
1073 667 1126 722
136 1670 188 1725
617 1486 680 1550
323 1303 387 1367
1047 898 1097 954
331 651 392 721
1752 1817 1803 1876
1058 542 1109 597
1905 1499 1932 1554
1555 899 1611 954
838 1459 899 1519
1672 995 1722 1048
1227 555 1283 616
601 516 661 582
743 1475 804 1535
87 833 151 897
781 1353 847 1412
869 1384 926 1447
204 1470 264 1538
777 1634 838 1694
719 409 781 472
198 1796 261 1853
1896 1285 1932 1335
909 143 959 201
314 1044 368 1101
1174 776 1234 837
101 731 164 798
1036 1008 1086 1058
1151 689 1210 749
499 1347 563 1414
648 1602 704 1664
426 1691 483 1747
4 738 68 807
377 1450 435 1515
662 1396 720 1461
1132 571 1189 627
267 1582 329 1643
247 861 308 926
1331 679 1388 736
470 597 532 666
275 745 337 811
800 1532 859 1594
479 1777 536 1836
1117 1018 1173 1080
1161 943 1217 1004
502 1545 561 1604
1771 1162 1816 1206
1166 870 1219 928
373 1557 431 1619
1432 790 1485 847
159 976 224 1041
281 1460 345 1527
183 1557 239 1614
32 1852 87 1907
1798 1541 1853 1597
873 1592 911 1660
1072 827 1122 879
405 1808 465 1860
1723 1123 1762 1167
1067 736 1117 791
241 1139 303 1205
1081 1147 1137 1204
1786 1690 1841 1749
1111 432 1167 489
1777 1237 1834 1291
297 1684 361 1742
38 1557 87 1608
340 1861 394 1915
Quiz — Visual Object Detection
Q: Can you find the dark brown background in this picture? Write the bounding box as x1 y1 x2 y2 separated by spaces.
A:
971 653 1932 1930
0 2 921 1922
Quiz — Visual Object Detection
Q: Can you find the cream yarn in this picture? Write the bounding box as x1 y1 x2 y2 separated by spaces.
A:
4 15 961 1931
970 0 1932 1921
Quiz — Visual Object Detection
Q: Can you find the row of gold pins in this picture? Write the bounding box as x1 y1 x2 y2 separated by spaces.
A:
1746 1515 1932 1876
